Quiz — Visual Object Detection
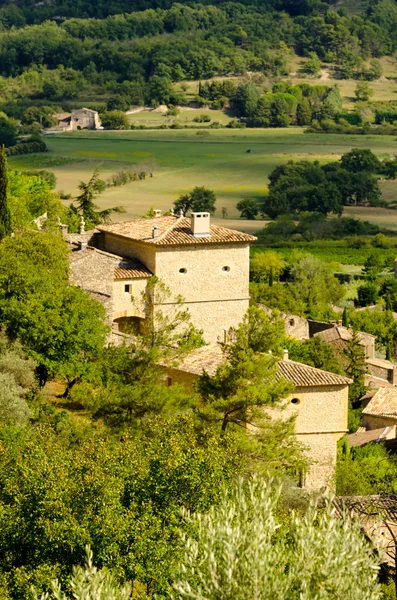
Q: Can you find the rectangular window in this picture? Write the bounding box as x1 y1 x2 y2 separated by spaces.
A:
124 284 131 294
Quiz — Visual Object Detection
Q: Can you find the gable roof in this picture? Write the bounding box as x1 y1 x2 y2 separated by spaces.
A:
114 261 152 280
98 216 257 247
346 426 395 447
69 246 152 279
363 386 397 419
315 326 376 344
277 359 352 387
170 344 351 387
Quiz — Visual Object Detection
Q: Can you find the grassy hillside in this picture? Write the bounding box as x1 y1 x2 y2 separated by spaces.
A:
9 128 397 226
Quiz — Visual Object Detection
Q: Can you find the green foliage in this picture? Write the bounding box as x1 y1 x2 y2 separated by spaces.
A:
337 440 397 496
0 232 107 385
33 548 132 600
355 81 374 102
357 282 378 307
73 168 124 226
173 476 382 600
100 110 130 130
0 116 18 148
0 145 11 240
250 251 286 283
305 51 321 75
88 279 204 428
174 186 216 215
195 307 306 475
286 336 344 375
340 148 381 174
343 329 367 404
290 255 344 317
0 417 236 599
264 151 382 218
236 197 258 219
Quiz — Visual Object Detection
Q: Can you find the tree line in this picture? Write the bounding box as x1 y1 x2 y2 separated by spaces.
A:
0 1 395 114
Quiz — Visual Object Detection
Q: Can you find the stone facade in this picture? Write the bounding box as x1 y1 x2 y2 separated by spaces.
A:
54 108 101 131
165 346 350 491
282 384 348 490
260 305 309 340
69 248 116 323
96 217 254 343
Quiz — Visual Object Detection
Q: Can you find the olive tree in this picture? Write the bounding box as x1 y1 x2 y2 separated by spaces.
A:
172 477 382 600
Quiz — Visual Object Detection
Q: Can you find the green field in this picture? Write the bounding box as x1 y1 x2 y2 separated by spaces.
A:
8 129 397 224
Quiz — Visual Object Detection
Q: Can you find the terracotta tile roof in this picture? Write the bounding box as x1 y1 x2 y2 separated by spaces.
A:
69 247 152 279
170 344 224 377
315 326 376 344
367 357 395 370
114 262 152 280
363 387 397 419
346 426 395 447
98 216 257 247
277 359 352 387
171 345 351 386
333 495 397 568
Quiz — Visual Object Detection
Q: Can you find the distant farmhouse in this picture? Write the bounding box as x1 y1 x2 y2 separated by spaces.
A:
66 210 351 491
54 108 101 131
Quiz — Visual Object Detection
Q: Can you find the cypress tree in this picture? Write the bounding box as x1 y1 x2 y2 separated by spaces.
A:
0 145 11 240
342 307 348 328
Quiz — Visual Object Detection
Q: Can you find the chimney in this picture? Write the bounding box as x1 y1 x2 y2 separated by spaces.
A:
79 216 85 234
79 240 88 251
152 225 158 239
283 349 289 361
153 209 162 218
191 212 210 238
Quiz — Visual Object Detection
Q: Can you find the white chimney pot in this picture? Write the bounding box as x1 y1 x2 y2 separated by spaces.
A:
191 212 210 238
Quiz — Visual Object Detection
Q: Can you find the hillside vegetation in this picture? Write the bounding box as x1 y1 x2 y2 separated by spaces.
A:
0 0 396 117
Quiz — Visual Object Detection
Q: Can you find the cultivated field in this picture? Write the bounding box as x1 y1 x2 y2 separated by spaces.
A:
8 129 397 225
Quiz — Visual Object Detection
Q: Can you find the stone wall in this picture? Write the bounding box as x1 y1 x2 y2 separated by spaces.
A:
113 278 149 320
69 250 117 322
165 367 348 491
103 233 156 274
155 298 249 343
362 414 397 430
298 432 341 490
155 244 250 343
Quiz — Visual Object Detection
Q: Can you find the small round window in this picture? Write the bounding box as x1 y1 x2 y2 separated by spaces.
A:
179 268 187 274
222 266 230 272
291 398 301 405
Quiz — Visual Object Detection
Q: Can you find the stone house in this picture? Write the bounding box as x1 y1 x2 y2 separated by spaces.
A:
54 108 101 131
314 325 376 359
69 212 256 343
362 386 397 431
166 345 351 491
260 305 309 340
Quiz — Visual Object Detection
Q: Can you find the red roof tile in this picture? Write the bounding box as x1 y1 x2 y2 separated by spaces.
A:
98 216 257 247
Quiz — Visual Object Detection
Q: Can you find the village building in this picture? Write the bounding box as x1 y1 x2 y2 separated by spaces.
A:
314 325 376 359
69 212 256 343
259 305 310 340
346 426 396 448
67 212 353 490
362 386 397 431
166 344 351 491
54 108 101 131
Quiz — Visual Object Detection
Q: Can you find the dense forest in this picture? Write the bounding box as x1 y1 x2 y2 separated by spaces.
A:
0 0 396 116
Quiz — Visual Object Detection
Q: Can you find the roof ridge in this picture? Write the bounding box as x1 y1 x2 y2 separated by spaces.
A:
154 215 184 242
280 359 353 384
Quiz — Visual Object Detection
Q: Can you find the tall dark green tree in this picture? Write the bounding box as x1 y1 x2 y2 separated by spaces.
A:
0 145 11 241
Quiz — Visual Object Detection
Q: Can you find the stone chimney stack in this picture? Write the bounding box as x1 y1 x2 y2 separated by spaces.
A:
283 349 289 361
191 212 210 238
153 209 162 218
79 216 85 234
152 225 159 239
